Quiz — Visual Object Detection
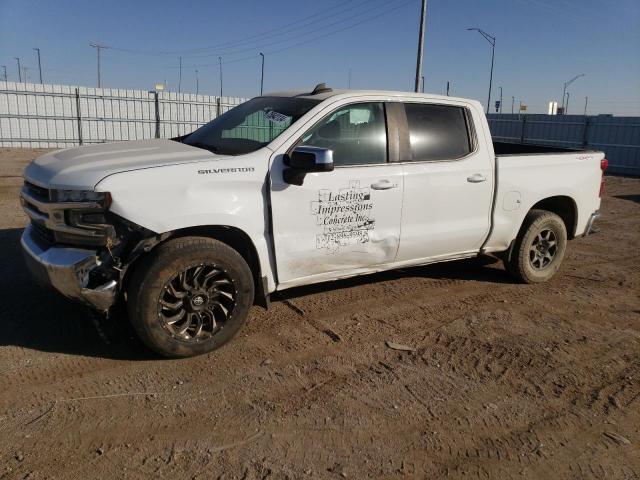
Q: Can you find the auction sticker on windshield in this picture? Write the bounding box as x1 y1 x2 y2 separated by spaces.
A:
264 110 289 125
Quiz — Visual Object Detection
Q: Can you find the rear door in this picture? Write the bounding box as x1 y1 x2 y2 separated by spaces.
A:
269 101 404 286
395 101 494 262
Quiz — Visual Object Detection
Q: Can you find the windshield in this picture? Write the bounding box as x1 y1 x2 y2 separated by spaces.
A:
182 96 320 155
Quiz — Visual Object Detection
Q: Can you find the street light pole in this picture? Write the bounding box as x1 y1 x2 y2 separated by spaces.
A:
561 73 585 113
259 52 265 95
467 28 495 112
195 69 199 95
565 92 570 114
584 96 588 116
499 86 503 113
33 47 43 84
511 96 515 114
1 65 7 82
218 57 223 98
414 0 428 92
14 57 22 82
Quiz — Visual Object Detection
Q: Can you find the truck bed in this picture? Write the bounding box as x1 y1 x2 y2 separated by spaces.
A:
493 141 586 156
485 145 604 255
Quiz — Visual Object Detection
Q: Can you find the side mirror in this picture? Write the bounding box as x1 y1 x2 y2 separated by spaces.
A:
283 146 334 185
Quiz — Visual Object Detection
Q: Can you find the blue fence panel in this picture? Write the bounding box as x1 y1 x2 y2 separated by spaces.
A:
487 114 640 175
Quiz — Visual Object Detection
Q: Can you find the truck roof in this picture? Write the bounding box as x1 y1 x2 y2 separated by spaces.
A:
262 85 472 104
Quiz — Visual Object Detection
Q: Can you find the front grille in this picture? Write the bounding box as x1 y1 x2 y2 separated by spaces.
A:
30 221 55 245
24 181 50 202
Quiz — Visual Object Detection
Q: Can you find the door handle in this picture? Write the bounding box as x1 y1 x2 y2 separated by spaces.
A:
467 173 487 183
371 180 397 190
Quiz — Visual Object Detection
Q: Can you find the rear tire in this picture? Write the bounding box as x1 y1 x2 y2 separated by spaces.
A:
504 209 567 284
127 236 254 358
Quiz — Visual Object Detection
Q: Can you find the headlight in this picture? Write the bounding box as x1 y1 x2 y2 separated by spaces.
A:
52 189 111 206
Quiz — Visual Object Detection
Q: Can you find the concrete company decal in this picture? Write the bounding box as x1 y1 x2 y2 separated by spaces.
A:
198 167 255 174
310 180 374 252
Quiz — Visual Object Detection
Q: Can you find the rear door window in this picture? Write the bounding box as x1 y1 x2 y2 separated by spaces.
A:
404 103 472 161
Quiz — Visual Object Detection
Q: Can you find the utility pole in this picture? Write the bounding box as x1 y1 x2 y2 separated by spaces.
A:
218 56 223 98
518 100 522 120
14 57 22 82
414 0 427 92
260 52 265 95
511 96 515 114
89 43 107 88
467 28 495 112
583 96 588 116
561 73 585 112
499 86 503 113
178 56 182 93
33 47 43 84
1 65 7 82
446 81 450 96
195 69 199 95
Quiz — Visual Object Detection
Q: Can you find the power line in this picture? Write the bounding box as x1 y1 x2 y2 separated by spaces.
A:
178 0 388 59
167 0 417 69
107 0 362 57
107 0 406 61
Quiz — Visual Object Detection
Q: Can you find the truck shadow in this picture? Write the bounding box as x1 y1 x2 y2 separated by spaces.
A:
272 255 511 303
614 194 640 204
0 227 153 361
0 227 511 360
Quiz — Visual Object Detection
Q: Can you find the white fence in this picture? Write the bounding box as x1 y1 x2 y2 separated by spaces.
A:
0 81 248 148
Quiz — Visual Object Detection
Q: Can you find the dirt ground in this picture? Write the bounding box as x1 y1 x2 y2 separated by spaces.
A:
0 148 638 480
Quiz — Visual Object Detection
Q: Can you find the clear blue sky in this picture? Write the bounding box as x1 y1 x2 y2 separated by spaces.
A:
1 0 639 115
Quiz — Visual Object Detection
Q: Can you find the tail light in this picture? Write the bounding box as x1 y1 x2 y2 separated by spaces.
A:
599 158 608 197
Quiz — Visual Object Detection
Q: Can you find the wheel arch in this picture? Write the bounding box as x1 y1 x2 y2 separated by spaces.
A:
122 225 268 308
528 195 578 239
501 195 578 262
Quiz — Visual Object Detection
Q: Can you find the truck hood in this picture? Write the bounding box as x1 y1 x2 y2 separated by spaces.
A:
24 139 225 189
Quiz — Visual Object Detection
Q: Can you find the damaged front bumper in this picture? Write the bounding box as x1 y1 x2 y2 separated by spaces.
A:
21 225 117 311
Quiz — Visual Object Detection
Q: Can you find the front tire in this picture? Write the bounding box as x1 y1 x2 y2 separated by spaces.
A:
127 236 254 358
504 209 567 284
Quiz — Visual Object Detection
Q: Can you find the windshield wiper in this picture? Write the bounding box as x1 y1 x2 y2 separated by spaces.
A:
187 141 220 153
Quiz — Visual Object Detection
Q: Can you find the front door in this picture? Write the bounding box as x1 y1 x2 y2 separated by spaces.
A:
270 101 404 287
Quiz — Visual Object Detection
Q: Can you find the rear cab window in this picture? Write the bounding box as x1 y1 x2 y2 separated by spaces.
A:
403 103 474 161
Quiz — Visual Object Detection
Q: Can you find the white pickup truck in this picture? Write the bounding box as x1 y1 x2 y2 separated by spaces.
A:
21 84 607 357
